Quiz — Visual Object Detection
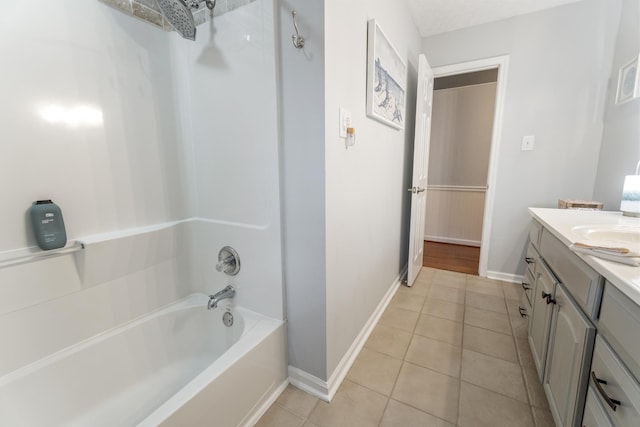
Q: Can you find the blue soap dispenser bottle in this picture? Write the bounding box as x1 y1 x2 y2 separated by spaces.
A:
30 200 67 250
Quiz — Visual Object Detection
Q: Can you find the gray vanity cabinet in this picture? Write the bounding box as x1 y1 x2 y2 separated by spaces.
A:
528 260 556 381
543 283 595 427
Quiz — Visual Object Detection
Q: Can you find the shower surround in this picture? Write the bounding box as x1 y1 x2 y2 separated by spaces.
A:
0 0 284 424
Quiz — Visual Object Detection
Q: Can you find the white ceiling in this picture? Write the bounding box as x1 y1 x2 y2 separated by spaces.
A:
406 0 585 37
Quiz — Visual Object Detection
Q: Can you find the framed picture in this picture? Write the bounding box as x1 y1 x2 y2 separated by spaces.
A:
615 55 639 105
366 19 407 130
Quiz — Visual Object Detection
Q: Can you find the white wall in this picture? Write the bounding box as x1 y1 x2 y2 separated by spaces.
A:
174 0 285 320
422 0 620 277
0 0 192 252
593 0 640 209
324 0 421 377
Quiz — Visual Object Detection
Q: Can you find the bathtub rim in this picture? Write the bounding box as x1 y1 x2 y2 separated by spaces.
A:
137 305 283 426
0 293 258 388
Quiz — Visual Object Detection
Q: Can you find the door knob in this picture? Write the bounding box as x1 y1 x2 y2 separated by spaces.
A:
416 188 425 193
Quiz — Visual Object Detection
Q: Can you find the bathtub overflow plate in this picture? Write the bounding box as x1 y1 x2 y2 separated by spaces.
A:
223 311 234 327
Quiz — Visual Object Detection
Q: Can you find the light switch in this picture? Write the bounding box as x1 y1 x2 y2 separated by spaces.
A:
339 107 351 138
521 135 535 151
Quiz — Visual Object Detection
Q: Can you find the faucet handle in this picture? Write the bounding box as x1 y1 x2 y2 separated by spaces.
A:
216 246 240 276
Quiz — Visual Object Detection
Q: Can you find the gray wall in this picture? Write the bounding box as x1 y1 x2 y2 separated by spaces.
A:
593 0 640 209
277 0 328 380
423 0 621 277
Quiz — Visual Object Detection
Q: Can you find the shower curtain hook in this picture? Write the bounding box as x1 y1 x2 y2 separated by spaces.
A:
291 11 305 49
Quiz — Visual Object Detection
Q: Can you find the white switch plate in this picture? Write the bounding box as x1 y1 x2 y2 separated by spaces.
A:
521 135 535 151
339 107 351 138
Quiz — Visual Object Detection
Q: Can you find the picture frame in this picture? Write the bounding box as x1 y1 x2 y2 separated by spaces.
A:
615 55 639 105
366 19 407 130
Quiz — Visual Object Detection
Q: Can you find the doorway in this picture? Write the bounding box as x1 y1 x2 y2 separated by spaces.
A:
422 56 509 277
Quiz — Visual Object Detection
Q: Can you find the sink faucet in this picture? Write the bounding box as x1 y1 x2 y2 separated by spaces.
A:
207 285 235 310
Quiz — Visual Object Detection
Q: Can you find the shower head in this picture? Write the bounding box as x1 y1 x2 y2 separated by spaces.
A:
155 0 197 41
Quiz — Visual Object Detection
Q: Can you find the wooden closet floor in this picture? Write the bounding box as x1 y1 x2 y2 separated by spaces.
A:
423 240 480 276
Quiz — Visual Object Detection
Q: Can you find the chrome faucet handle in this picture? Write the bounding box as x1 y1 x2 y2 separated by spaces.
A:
216 246 240 276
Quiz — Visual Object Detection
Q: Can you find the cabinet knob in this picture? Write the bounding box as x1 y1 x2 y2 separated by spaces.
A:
541 291 556 305
525 257 535 264
518 306 528 318
521 282 531 291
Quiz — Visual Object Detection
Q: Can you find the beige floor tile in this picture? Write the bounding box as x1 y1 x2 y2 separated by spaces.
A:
532 406 555 427
464 306 512 335
432 271 467 290
255 404 306 427
392 362 460 424
422 298 465 322
503 282 524 301
379 307 420 332
420 266 438 278
365 324 412 359
521 359 550 410
506 299 529 331
465 291 507 314
302 422 319 427
463 325 518 363
405 334 461 378
461 349 528 403
512 322 535 368
276 384 319 418
429 286 465 304
414 314 463 345
389 292 425 312
346 348 402 396
380 399 454 427
466 276 505 298
309 380 387 427
399 279 430 296
458 382 534 427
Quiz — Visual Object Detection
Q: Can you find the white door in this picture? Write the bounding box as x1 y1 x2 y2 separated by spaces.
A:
407 54 434 286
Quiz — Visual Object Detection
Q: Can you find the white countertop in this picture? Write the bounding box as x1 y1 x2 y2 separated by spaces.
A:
528 208 640 306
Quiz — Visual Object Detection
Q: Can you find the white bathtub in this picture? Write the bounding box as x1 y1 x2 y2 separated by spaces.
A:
0 294 287 427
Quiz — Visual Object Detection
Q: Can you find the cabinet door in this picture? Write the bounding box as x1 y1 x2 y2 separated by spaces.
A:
544 284 595 427
528 262 555 381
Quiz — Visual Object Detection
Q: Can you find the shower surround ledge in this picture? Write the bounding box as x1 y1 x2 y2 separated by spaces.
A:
99 0 256 32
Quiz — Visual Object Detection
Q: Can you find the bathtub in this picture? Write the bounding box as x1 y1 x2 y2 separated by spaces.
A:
0 294 287 427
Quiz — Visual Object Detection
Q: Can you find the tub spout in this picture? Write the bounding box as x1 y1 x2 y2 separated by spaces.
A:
208 285 235 310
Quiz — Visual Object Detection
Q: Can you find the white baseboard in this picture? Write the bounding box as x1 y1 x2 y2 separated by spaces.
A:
288 366 329 401
486 270 524 284
287 267 406 402
424 235 481 247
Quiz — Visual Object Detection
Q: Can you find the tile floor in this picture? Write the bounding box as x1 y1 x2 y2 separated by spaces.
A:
256 267 555 427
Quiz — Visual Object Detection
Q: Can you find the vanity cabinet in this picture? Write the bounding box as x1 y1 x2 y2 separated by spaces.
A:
527 208 640 427
543 283 595 427
528 260 556 381
526 221 600 427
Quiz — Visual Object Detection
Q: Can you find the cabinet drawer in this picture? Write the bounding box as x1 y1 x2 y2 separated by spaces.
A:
598 282 640 381
590 336 640 427
539 229 602 318
529 220 542 250
582 386 614 427
525 243 540 279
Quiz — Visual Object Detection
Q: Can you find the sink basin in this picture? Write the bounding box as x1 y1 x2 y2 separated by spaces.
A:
572 225 640 249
